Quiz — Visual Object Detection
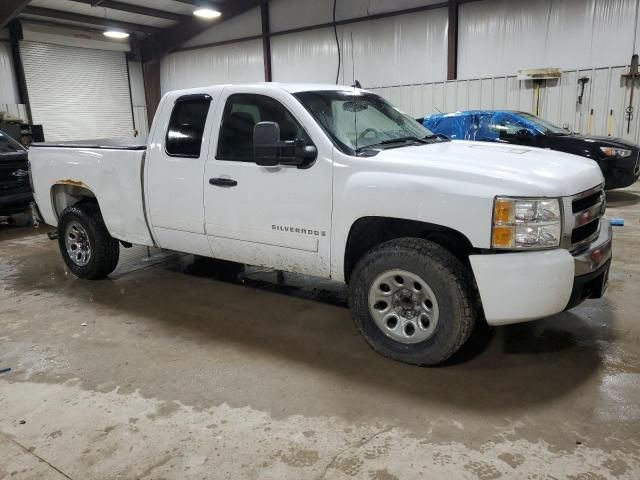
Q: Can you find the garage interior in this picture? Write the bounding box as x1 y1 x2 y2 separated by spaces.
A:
1 0 640 479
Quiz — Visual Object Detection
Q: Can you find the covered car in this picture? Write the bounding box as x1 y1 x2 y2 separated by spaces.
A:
422 110 640 190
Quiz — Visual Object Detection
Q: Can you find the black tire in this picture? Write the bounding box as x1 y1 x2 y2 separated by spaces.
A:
349 238 477 366
57 203 120 279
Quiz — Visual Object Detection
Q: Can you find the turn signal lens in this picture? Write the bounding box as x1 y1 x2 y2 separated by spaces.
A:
493 198 513 224
492 226 514 248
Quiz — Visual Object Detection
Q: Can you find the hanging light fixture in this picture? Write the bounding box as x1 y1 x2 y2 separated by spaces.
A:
193 7 221 19
103 30 129 39
99 6 129 39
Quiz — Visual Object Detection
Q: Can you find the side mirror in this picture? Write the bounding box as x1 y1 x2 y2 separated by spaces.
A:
254 121 281 167
253 121 318 167
516 128 533 137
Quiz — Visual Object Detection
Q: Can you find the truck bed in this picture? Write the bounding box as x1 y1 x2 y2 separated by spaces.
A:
32 138 147 151
30 141 154 247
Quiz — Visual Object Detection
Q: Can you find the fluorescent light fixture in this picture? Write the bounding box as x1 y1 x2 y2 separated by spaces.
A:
193 7 221 19
103 30 129 39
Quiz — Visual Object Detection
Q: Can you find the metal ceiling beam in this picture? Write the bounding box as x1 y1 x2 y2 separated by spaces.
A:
21 6 162 35
139 0 264 62
170 0 216 5
0 0 29 29
66 0 188 23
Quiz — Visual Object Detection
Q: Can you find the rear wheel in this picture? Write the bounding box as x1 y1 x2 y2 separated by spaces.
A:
349 238 477 366
57 203 119 279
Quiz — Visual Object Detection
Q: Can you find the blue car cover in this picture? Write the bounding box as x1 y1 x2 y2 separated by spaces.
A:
422 111 538 141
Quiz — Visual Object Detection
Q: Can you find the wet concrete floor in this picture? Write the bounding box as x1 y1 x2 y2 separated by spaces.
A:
0 185 639 479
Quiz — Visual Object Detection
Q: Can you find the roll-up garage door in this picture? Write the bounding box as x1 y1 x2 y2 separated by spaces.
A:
20 41 133 142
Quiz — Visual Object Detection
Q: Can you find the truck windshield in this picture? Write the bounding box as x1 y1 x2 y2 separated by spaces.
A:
517 112 570 135
0 132 24 154
294 90 441 155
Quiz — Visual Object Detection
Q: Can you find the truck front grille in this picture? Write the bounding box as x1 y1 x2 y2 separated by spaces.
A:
562 185 605 253
571 219 599 244
0 159 30 194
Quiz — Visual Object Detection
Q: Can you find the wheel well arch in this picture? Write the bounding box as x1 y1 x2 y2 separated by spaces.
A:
343 216 475 283
50 182 98 220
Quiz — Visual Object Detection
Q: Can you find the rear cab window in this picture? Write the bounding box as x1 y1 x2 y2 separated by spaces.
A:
165 94 212 158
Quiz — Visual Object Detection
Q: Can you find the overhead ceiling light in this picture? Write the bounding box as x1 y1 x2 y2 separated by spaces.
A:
103 30 129 39
193 7 221 19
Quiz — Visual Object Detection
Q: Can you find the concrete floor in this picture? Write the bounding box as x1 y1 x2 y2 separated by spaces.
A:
1 186 639 480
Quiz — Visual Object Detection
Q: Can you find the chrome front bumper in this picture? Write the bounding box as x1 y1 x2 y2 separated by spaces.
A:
565 217 612 310
573 217 612 276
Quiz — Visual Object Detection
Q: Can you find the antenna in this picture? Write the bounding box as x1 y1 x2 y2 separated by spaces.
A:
351 32 355 87
433 106 443 114
351 31 359 152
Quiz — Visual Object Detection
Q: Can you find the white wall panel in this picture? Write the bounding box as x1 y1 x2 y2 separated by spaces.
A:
270 0 446 32
271 28 338 83
160 39 264 93
271 8 447 87
459 0 637 79
182 7 262 48
0 41 19 105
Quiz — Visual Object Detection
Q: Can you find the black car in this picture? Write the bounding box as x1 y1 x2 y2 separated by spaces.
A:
422 110 640 190
0 130 32 218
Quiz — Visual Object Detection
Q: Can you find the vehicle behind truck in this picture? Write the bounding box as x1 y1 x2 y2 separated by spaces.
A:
0 130 32 219
29 83 612 366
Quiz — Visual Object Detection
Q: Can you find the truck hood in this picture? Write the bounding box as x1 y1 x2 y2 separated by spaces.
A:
372 140 603 197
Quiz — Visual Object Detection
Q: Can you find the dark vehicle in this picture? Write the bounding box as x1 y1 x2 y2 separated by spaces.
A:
0 130 32 218
421 110 640 190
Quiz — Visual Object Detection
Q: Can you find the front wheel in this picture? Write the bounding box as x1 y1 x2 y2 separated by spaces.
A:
349 238 477 366
57 203 120 279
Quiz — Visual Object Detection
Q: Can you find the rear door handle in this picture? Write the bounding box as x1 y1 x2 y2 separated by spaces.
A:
209 177 238 187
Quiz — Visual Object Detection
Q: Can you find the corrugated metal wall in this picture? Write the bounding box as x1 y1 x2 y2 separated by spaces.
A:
271 8 448 85
159 0 449 92
458 0 637 79
160 39 264 93
0 38 26 120
369 66 639 142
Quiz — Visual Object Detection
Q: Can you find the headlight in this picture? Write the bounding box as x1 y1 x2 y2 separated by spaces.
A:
600 146 632 158
492 197 561 249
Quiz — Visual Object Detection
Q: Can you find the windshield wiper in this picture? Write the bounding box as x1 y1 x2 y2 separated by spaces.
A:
356 135 431 152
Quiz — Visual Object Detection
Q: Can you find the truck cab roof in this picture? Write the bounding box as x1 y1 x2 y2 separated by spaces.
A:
164 83 367 97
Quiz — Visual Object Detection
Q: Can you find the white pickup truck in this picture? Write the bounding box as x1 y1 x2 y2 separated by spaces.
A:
30 83 612 365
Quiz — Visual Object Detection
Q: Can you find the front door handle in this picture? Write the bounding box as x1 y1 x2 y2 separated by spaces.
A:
209 177 238 187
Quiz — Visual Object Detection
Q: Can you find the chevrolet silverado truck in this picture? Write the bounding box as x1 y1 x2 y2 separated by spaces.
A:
30 83 612 365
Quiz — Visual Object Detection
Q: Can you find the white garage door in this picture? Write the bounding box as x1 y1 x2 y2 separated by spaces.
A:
20 41 134 142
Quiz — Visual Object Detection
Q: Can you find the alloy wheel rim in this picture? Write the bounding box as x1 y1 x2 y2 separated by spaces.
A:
368 269 439 344
65 221 92 267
